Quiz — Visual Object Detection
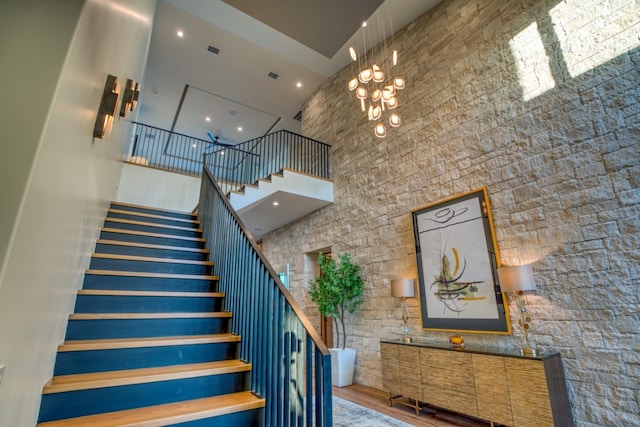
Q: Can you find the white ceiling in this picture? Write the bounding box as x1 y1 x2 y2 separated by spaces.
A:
137 0 442 146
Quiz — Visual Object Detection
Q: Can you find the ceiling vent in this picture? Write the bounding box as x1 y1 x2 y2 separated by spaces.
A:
293 110 302 121
267 72 279 80
207 45 220 55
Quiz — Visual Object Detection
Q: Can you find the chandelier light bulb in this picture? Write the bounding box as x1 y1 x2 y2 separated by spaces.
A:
374 123 387 138
390 114 401 127
348 78 358 91
381 89 393 101
371 89 381 102
373 67 385 82
355 86 368 99
393 77 405 90
393 50 398 66
370 105 382 121
387 97 398 109
358 68 373 83
349 47 357 61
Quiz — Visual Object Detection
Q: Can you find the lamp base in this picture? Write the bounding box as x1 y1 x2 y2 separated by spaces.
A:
401 336 412 343
520 347 538 357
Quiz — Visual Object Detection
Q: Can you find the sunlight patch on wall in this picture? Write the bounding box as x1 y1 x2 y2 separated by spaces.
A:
509 22 556 101
550 0 640 77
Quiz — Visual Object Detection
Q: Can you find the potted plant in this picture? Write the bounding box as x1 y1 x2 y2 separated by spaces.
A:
309 252 364 387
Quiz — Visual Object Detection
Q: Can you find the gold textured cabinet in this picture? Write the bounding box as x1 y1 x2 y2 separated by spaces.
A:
420 348 478 417
473 354 514 426
380 340 573 426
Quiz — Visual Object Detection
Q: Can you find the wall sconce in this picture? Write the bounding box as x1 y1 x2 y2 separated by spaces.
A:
93 74 119 139
497 265 537 356
119 78 140 118
391 279 414 343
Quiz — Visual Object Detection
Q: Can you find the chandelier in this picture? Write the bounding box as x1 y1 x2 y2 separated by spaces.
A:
347 46 405 138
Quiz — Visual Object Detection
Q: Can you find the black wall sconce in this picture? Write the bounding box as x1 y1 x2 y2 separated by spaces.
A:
119 78 141 118
93 74 119 139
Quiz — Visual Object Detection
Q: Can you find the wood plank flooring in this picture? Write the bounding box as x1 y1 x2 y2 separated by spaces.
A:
333 384 491 427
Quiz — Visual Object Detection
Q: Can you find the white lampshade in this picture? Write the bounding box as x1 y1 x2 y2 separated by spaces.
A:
391 279 415 298
497 265 536 292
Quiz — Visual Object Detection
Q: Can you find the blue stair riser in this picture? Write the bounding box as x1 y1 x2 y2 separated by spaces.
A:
94 243 208 261
83 274 218 293
108 211 199 229
53 342 240 376
74 295 223 313
110 203 196 221
89 257 212 275
38 372 251 422
104 220 201 238
171 408 264 427
65 317 230 340
100 230 203 249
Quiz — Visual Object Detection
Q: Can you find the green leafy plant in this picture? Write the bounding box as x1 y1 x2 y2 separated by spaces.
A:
308 252 364 349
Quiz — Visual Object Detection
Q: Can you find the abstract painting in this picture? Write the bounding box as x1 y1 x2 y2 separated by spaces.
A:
411 188 511 333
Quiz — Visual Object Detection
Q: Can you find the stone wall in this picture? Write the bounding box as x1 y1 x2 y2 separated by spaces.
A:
261 1 640 425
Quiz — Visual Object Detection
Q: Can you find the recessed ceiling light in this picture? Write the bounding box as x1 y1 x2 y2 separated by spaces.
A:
362 21 367 27
205 117 211 122
273 201 279 206
177 30 184 37
237 127 243 132
296 82 302 88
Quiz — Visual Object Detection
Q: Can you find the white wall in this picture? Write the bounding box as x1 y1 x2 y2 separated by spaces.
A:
117 163 201 212
0 1 156 425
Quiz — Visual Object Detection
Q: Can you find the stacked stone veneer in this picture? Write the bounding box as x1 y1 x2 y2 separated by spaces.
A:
261 1 639 425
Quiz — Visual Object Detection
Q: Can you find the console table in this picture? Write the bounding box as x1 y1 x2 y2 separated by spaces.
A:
380 340 573 426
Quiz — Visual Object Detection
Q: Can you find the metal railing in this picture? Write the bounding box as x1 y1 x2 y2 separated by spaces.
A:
127 122 227 176
198 164 333 426
204 130 330 194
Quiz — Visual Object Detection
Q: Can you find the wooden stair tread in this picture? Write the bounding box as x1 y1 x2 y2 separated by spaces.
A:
69 312 232 320
85 270 218 280
108 208 200 225
96 239 209 254
110 201 197 218
101 227 205 242
77 290 224 298
91 253 213 266
58 334 241 352
44 360 251 394
105 218 202 233
36 391 264 426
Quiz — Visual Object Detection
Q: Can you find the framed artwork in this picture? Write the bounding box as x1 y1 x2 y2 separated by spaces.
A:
411 188 511 334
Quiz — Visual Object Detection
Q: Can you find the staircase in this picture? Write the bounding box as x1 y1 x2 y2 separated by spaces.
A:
37 201 265 426
226 168 334 241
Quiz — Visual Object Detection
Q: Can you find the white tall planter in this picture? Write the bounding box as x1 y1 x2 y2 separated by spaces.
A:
329 348 356 387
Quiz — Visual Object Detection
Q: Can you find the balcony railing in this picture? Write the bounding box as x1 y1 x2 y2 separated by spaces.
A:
127 125 331 196
199 163 333 426
127 122 227 176
204 130 330 194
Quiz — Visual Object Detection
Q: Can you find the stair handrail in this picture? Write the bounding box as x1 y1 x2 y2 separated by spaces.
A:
198 160 333 427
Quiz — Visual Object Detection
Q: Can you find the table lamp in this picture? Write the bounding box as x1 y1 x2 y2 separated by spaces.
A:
391 279 414 343
497 265 537 356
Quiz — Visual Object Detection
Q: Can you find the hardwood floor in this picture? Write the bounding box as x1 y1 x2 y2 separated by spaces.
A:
333 384 491 427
